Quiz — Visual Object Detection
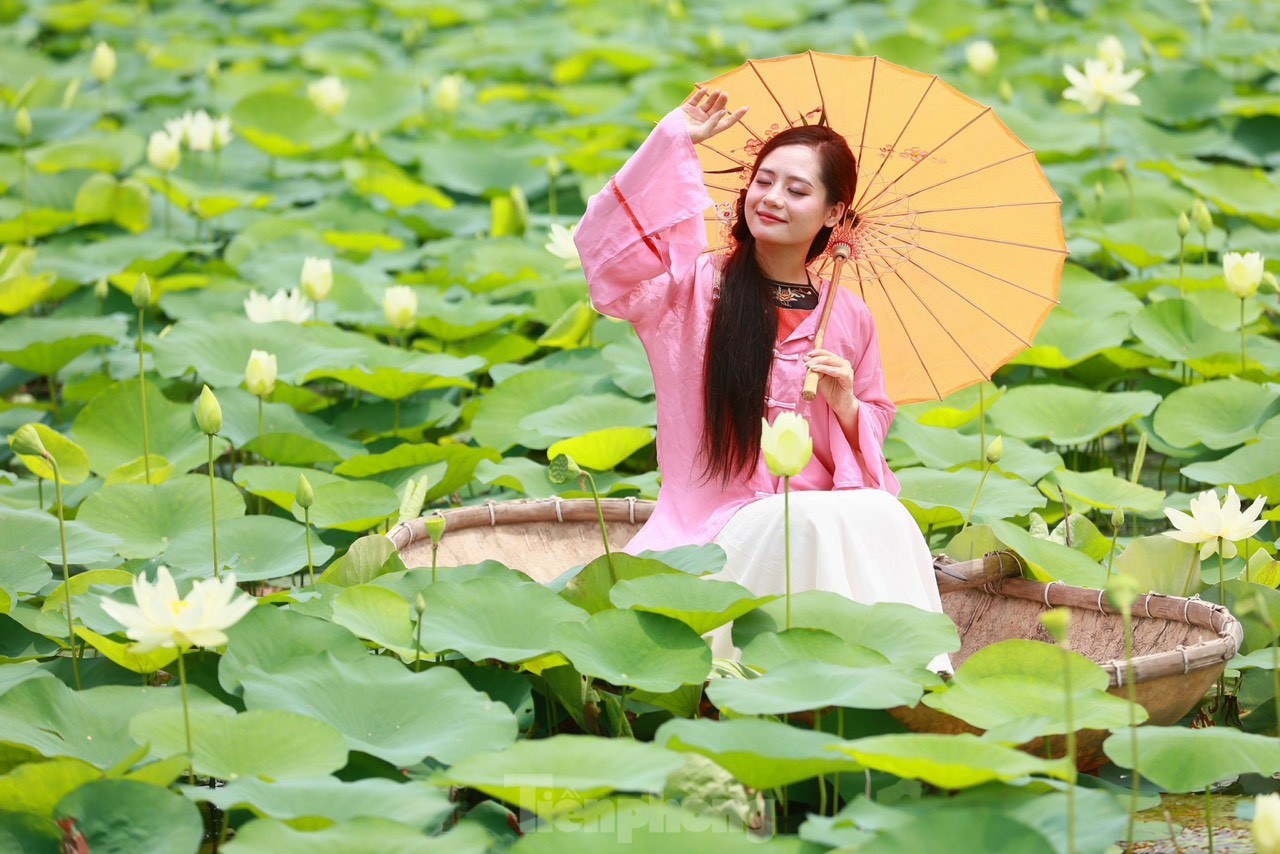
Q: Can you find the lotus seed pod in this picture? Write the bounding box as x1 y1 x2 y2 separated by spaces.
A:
132 274 151 309
548 453 582 484
1039 607 1071 645
15 107 31 138
296 474 314 509
1177 211 1190 238
9 423 48 458
985 436 1003 465
425 515 446 545
194 385 222 436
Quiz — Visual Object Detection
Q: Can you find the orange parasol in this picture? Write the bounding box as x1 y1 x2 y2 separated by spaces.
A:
692 52 1067 405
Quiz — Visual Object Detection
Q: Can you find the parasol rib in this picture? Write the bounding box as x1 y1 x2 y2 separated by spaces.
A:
860 150 1037 218
748 60 800 128
910 200 1061 215
858 105 992 212
699 142 751 169
908 227 1070 254
853 73 940 212
860 252 943 399
808 51 829 128
881 262 993 378
890 249 1036 346
856 57 877 167
907 241 1061 301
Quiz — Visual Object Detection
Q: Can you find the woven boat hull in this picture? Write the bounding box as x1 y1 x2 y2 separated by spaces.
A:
390 498 1241 770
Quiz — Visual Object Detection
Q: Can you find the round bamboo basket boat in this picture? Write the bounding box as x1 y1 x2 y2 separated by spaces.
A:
389 498 1242 770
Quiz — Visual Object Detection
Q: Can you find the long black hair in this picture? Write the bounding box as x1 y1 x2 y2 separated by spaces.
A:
699 125 858 484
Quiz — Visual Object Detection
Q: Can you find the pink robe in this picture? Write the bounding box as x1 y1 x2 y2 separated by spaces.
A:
574 108 900 554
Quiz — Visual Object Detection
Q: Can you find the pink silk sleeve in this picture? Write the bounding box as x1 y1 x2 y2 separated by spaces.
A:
574 109 713 327
825 304 900 494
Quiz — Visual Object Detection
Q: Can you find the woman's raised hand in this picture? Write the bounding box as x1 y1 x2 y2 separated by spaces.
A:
682 88 748 145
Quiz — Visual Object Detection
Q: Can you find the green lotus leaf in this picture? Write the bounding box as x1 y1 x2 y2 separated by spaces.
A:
129 708 349 781
1182 440 1280 492
310 352 482 399
0 613 60 663
655 717 861 790
0 315 126 375
446 735 684 814
72 379 208 476
836 733 1072 789
0 549 51 600
331 585 416 656
0 507 125 566
184 776 454 833
28 133 144 174
473 456 559 498
552 609 711 693
888 419 1062 483
1079 218 1181 268
161 515 334 582
602 336 655 398
218 604 369 694
224 817 490 853
986 385 1161 446
73 625 179 675
559 553 686 614
707 659 927 715
43 568 136 611
739 628 890 671
1143 160 1280 228
609 574 774 636
412 291 534 342
988 520 1107 587
0 811 59 852
239 651 517 766
55 780 202 854
732 591 960 668
216 387 365 464
332 442 499 500
470 369 599 451
414 139 547 197
0 209 76 243
0 756 100 818
103 454 176 486
520 394 656 447
342 157 453 209
291 480 399 532
1112 536 1203 598
548 427 655 472
1103 726 1280 792
1152 378 1280 450
9 423 90 485
417 576 589 663
234 465 347 512
73 173 150 233
1041 468 1166 515
632 544 727 577
74 475 246 559
1008 311 1132 369
232 91 348 157
316 534 407 588
537 301 595 349
896 467 1047 527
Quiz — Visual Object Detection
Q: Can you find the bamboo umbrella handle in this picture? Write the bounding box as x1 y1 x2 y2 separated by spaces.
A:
801 242 853 402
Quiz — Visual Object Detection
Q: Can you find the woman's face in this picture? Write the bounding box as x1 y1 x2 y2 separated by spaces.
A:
743 144 845 253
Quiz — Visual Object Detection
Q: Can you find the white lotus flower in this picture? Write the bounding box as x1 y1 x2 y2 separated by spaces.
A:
761 412 813 477
544 223 582 270
1062 58 1144 113
1254 793 1280 854
244 349 278 398
300 257 333 302
147 130 181 172
1223 251 1265 299
433 74 464 113
164 113 190 146
308 75 348 116
185 109 216 152
383 285 418 330
965 41 998 76
1163 486 1268 560
100 566 254 653
90 41 117 83
212 115 233 150
1097 35 1126 68
243 287 314 324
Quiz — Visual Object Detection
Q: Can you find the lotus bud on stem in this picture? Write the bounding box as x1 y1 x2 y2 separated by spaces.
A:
1039 607 1076 854
195 386 222 578
549 453 615 583
133 275 154 484
960 436 1002 536
413 593 427 672
296 474 315 585
761 413 814 631
1177 211 1190 295
426 515 446 586
1107 573 1142 851
1106 507 1124 581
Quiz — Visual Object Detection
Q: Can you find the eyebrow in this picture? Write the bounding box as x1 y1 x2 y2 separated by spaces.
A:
757 168 814 187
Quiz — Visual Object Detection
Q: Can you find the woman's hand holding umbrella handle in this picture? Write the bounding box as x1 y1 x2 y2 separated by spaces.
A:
682 88 748 144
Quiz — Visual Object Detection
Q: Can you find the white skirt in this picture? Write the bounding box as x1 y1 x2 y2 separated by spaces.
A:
705 489 953 673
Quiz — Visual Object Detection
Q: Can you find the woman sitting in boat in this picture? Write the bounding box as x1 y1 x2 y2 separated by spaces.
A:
574 88 949 669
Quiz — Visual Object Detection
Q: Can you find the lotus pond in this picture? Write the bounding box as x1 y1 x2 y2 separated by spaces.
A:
2 0 1280 850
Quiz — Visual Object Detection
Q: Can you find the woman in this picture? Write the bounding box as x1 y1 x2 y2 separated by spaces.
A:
574 89 949 669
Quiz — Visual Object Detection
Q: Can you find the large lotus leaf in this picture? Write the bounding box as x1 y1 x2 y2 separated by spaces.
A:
0 613 60 662
150 319 357 388
1103 726 1280 792
0 315 127 375
1112 536 1204 598
633 544 727 577
548 427 655 471
0 811 60 852
239 651 517 766
896 467 1047 526
186 776 454 833
129 708 348 781
218 387 365 464
655 717 861 790
707 659 927 714
1007 311 1132 369
1182 439 1280 492
309 352 482 399
986 386 1161 446
1131 298 1241 363
72 379 208 476
412 291 533 341
232 91 348 157
9 422 90 485
473 457 560 498
55 780 203 854
342 158 453 209
887 419 1062 483
331 585 416 656
73 626 178 675
470 369 599 451
36 235 186 285
292 480 399 532
223 817 489 853
609 574 775 635
161 515 334 582
732 591 959 667
234 465 347 512
446 735 684 814
316 534 407 588
0 677 227 769
900 383 1003 430
1041 468 1166 514
835 733 1072 790
520 395 657 445
414 139 547 197
0 507 125 566
989 520 1107 587
0 549 52 599
1152 379 1280 450
1078 218 1181 268
0 757 100 818
602 336 655 398
29 132 144 174
418 576 589 663
559 553 686 614
332 442 499 500
74 475 247 559
1142 160 1280 228
218 604 369 694
740 628 890 671
552 609 711 693
922 640 1144 741
74 173 150 233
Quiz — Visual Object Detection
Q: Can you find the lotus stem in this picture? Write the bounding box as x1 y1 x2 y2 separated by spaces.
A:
1060 643 1076 854
162 174 171 239
137 306 152 485
431 543 438 586
815 709 827 817
393 399 400 437
1218 543 1225 614
414 609 424 673
19 146 30 246
784 475 792 631
256 396 265 465
1205 784 1214 854
1106 527 1119 582
978 384 986 462
1178 236 1186 296
50 458 80 691
582 472 614 584
208 435 219 579
213 149 222 187
176 649 195 786
959 464 991 536
1240 298 1247 376
303 507 314 586
1097 106 1107 176
1123 606 1140 850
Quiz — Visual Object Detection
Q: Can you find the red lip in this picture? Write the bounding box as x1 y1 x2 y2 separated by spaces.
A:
756 211 784 224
